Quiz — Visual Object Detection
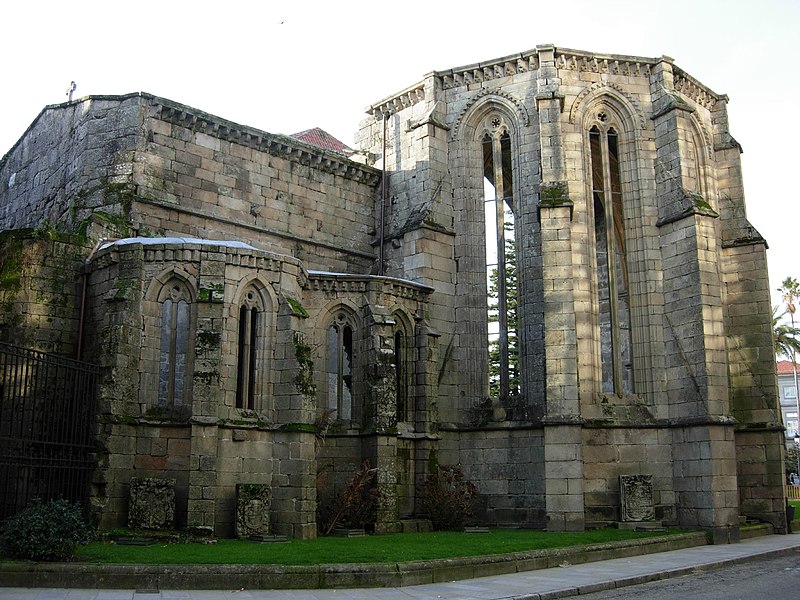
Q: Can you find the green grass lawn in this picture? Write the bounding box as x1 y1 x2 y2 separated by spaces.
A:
71 528 687 565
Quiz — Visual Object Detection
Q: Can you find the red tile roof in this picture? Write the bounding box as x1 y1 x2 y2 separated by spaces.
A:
778 360 799 374
291 128 352 155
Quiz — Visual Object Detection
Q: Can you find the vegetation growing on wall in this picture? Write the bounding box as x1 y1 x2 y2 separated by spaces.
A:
0 231 25 329
293 332 316 401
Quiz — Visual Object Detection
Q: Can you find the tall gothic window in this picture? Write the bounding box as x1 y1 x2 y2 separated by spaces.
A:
158 282 192 410
394 318 414 423
236 289 264 410
483 120 519 399
590 121 634 395
327 312 354 420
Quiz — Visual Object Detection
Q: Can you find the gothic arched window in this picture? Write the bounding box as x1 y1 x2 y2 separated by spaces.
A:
157 280 194 411
589 120 634 395
483 116 519 399
393 313 414 423
327 312 355 421
236 287 268 411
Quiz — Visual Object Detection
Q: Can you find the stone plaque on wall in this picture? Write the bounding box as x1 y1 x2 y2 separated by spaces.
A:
236 483 273 538
128 477 176 530
620 474 655 522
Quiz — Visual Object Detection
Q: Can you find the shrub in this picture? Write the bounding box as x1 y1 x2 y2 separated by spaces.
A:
318 460 380 535
1 499 93 561
419 464 478 531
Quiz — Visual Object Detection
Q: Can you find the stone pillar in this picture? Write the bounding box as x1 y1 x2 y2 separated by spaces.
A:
414 316 441 517
536 44 584 531
272 429 317 539
186 255 226 531
651 58 739 540
712 97 787 532
363 291 400 533
270 287 317 539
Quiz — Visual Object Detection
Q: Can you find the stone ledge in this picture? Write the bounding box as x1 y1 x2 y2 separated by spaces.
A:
0 532 707 590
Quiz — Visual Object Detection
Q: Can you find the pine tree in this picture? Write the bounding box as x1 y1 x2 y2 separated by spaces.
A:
487 233 519 398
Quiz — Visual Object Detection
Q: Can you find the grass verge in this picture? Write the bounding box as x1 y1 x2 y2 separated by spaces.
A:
70 528 688 565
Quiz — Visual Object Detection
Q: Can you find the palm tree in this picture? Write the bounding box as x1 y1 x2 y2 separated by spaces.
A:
774 306 800 360
778 277 800 441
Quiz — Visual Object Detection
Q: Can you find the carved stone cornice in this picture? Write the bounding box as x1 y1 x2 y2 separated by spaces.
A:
152 96 380 186
366 83 426 118
437 52 539 90
672 67 720 110
555 48 655 77
305 271 434 301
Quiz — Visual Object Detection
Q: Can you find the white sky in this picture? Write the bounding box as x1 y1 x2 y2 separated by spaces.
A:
2 0 798 308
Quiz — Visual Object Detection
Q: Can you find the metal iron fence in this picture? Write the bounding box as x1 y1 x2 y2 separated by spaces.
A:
0 342 98 522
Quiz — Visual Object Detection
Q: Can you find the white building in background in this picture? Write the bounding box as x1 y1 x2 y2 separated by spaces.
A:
778 360 800 442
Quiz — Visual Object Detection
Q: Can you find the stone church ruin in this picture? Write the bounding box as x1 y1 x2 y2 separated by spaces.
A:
0 45 787 541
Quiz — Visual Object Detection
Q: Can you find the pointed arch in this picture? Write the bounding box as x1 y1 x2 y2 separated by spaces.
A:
569 82 646 130
452 90 529 139
452 95 524 404
319 303 361 423
576 88 649 399
140 269 198 416
684 113 715 206
230 275 276 413
392 308 415 423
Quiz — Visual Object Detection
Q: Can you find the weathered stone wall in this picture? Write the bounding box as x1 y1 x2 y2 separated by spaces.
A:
0 95 144 233
130 99 380 274
438 428 545 527
85 239 318 536
722 241 787 532
582 427 676 526
0 44 785 539
0 94 382 274
355 45 783 534
94 422 191 530
0 233 89 356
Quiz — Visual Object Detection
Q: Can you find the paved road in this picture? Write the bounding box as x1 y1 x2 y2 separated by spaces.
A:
576 552 800 599
1 533 799 599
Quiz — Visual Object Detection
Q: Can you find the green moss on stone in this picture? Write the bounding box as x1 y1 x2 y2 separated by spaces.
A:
280 422 318 433
293 332 316 399
286 296 309 318
198 283 225 303
539 182 572 208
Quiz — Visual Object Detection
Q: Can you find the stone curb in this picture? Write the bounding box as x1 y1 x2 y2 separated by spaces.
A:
508 539 800 600
0 532 708 590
